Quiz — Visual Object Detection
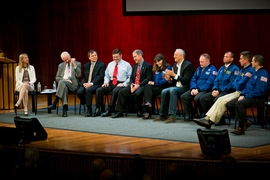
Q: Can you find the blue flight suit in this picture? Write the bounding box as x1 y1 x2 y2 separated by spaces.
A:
199 63 239 115
181 63 217 117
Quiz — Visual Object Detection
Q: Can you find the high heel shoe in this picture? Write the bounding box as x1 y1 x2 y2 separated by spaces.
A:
14 103 19 109
24 111 28 116
143 105 152 119
143 112 152 119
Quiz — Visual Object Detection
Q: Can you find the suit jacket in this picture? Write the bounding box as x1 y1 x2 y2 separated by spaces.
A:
81 61 106 86
130 60 152 87
172 59 194 91
56 61 82 90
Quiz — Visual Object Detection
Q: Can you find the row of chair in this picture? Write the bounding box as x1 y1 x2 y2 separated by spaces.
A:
14 90 270 129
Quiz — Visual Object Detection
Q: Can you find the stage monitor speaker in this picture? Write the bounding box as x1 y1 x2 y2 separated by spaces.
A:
197 128 231 159
14 116 48 141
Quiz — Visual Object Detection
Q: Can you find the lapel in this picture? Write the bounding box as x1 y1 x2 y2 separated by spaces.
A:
139 61 144 74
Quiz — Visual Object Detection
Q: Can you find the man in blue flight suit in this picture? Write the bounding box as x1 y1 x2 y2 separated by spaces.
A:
193 51 254 128
199 51 239 116
180 53 217 121
226 54 270 135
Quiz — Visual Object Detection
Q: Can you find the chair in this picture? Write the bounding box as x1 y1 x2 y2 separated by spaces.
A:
153 95 183 116
245 91 270 128
79 103 86 115
69 90 78 114
56 89 78 115
78 93 99 115
227 96 268 129
226 106 257 129
104 92 112 111
14 90 37 115
265 97 270 129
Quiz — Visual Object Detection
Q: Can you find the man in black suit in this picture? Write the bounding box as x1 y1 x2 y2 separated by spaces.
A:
76 50 106 117
112 49 152 118
154 48 194 123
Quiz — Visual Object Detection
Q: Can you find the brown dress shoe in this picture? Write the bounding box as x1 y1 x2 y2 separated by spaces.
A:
165 115 176 124
153 115 167 122
231 127 245 135
243 120 252 131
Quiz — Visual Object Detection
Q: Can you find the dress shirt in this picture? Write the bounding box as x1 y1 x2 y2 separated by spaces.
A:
175 61 183 87
63 63 71 79
104 59 132 87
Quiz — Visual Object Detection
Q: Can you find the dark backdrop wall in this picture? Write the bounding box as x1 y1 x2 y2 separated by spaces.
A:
1 0 269 88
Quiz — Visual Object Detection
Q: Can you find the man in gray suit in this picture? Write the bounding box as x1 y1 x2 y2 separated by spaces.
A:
48 51 81 117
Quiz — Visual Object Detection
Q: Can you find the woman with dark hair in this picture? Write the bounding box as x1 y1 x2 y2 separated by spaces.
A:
141 53 172 119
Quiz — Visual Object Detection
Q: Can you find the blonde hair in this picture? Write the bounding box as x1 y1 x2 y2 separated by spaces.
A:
18 53 31 73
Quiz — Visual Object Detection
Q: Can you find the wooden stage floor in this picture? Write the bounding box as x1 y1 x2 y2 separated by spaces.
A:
1 94 270 162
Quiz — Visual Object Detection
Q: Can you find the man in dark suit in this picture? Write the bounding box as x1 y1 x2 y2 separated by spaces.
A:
154 48 194 123
48 51 81 117
77 50 106 117
112 49 152 118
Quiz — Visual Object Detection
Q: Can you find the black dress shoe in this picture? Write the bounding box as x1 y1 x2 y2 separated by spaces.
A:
184 115 191 121
136 112 143 117
92 109 101 117
62 110 68 117
101 109 111 117
112 112 123 118
193 118 212 129
85 112 92 117
48 104 56 110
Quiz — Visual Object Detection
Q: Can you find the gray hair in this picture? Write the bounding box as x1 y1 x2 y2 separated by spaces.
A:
133 49 143 56
175 48 185 57
60 51 70 58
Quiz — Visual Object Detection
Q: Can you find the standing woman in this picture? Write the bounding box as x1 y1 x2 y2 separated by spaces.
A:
14 53 36 116
141 54 172 119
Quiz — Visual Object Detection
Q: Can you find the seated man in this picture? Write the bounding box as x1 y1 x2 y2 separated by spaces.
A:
226 54 270 135
76 50 106 117
193 51 254 129
198 51 239 116
154 48 194 123
112 49 152 118
48 51 81 117
180 53 217 120
93 49 132 117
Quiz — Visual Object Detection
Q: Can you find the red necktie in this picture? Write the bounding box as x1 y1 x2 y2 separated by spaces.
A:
135 64 140 84
112 63 118 85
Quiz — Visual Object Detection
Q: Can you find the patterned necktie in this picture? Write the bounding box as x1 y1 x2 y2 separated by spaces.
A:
112 63 118 85
88 62 94 83
135 64 140 84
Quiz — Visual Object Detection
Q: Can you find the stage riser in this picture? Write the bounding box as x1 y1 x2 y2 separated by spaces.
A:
4 147 270 180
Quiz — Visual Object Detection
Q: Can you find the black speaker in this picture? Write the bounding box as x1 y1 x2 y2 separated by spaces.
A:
14 116 48 141
197 128 231 159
